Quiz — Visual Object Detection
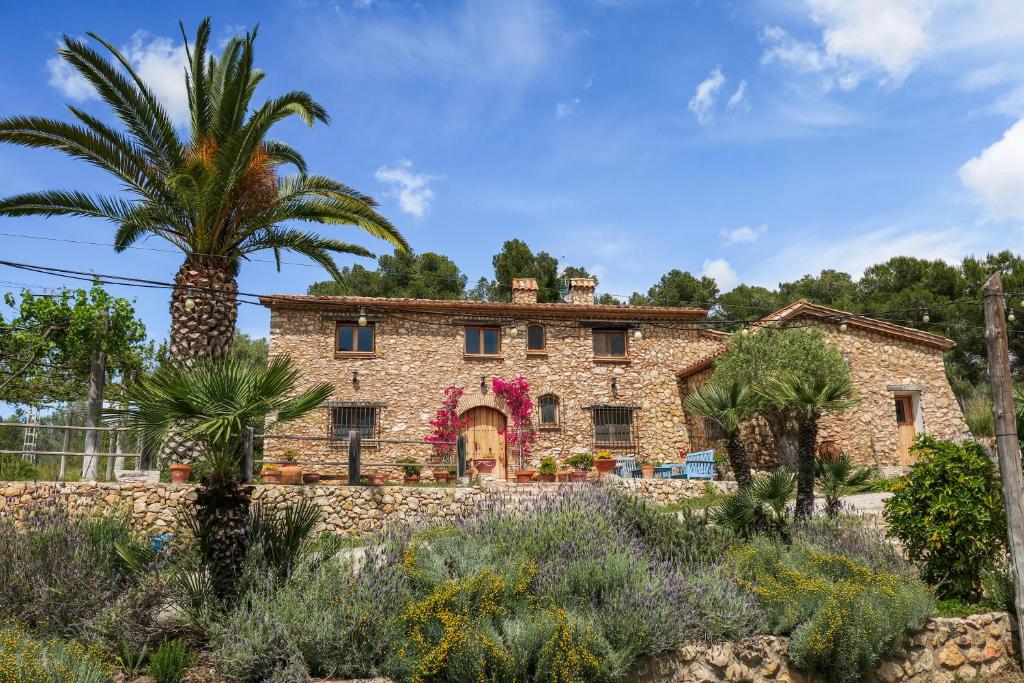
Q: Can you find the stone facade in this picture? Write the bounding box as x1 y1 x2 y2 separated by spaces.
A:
262 280 720 477
681 302 970 470
627 612 1018 683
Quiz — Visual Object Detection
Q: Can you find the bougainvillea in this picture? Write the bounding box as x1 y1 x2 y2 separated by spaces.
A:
492 376 537 469
425 385 466 461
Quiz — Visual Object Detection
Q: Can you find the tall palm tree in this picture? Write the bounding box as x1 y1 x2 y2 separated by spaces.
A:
684 380 756 488
0 18 407 366
760 374 857 521
115 356 332 600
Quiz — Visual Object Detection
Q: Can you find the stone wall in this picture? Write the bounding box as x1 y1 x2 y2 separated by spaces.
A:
266 305 723 472
628 612 1018 683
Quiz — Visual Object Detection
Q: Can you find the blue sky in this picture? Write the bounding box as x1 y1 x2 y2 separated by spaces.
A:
0 0 1023 343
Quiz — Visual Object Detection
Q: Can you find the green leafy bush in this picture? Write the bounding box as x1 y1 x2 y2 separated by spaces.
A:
565 453 593 470
0 623 114 683
715 469 795 539
883 436 1006 600
728 538 934 683
0 454 39 480
538 457 558 476
148 639 194 683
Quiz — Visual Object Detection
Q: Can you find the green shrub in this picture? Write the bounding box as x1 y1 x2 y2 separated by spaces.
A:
148 640 194 683
883 436 1006 601
729 538 934 683
565 453 593 470
0 623 114 683
397 458 422 477
538 457 558 476
963 387 996 438
0 454 39 480
715 469 795 540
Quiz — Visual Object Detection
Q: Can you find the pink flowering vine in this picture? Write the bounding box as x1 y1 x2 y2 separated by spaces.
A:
425 385 467 461
492 376 537 468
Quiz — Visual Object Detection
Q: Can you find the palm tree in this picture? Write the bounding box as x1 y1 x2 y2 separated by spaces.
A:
759 374 857 521
715 468 796 540
684 380 756 488
0 18 407 366
115 356 331 600
815 453 874 517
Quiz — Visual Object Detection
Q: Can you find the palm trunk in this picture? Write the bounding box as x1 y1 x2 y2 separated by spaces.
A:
725 433 752 489
795 417 818 521
764 408 799 468
194 471 252 601
160 255 239 465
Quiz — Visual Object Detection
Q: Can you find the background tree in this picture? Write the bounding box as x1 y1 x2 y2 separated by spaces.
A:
229 333 269 367
0 18 406 367
684 381 756 487
712 327 849 467
638 269 719 308
777 270 858 308
489 239 560 302
716 284 780 322
760 373 857 520
307 250 466 299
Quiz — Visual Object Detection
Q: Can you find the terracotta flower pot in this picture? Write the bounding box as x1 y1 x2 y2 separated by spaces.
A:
538 473 556 483
169 463 192 483
473 458 496 474
404 474 421 485
368 472 387 486
570 470 588 483
280 464 303 485
302 472 321 485
262 469 282 485
515 470 536 484
556 472 570 482
595 459 617 474
433 470 449 484
641 465 655 479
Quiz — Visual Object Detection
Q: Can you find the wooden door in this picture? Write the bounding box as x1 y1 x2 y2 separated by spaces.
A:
462 407 507 477
895 396 916 467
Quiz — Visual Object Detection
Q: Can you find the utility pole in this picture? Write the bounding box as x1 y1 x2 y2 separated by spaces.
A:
81 311 108 481
982 273 1024 664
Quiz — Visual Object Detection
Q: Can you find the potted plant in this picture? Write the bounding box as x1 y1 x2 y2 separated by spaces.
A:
713 452 729 480
432 467 450 484
566 453 593 482
368 471 388 486
473 450 497 474
638 459 655 479
448 465 458 483
169 462 192 483
538 457 557 483
280 449 303 485
594 451 617 474
398 458 422 484
302 472 321 485
514 468 535 484
261 463 282 484
556 470 571 482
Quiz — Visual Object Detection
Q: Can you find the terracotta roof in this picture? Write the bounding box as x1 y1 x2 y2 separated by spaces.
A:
259 293 707 321
757 300 956 350
675 353 724 379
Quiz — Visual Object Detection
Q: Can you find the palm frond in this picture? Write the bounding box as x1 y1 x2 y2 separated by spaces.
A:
0 190 137 221
684 380 754 437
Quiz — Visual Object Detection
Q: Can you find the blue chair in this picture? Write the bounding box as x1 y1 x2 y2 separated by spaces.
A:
683 450 715 480
655 463 686 479
614 456 641 479
151 533 174 553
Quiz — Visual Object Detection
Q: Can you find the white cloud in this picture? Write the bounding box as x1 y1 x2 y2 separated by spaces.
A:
46 32 189 126
760 26 833 74
374 160 441 218
555 97 580 118
726 80 748 111
720 224 767 246
959 118 1024 222
701 258 739 290
688 67 726 125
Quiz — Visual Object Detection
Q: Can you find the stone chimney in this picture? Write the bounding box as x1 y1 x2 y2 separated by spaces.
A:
511 277 539 304
568 277 596 305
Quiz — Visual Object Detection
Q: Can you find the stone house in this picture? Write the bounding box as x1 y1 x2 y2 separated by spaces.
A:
677 300 971 471
262 283 969 477
261 278 722 477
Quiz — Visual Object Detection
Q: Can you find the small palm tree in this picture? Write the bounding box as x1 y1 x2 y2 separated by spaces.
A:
715 468 796 540
815 453 874 517
685 381 756 488
759 374 857 521
115 357 331 599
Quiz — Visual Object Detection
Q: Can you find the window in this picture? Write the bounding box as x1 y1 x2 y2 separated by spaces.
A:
591 406 638 449
538 394 559 427
331 405 379 439
703 417 725 441
527 324 546 352
336 322 375 354
593 329 627 358
465 326 501 356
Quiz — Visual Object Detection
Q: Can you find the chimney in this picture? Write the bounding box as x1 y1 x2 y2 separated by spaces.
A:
511 277 539 304
568 277 596 305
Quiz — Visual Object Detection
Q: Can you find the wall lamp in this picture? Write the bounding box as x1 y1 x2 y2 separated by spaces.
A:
611 377 618 395
480 375 487 393
352 370 360 389
358 307 368 327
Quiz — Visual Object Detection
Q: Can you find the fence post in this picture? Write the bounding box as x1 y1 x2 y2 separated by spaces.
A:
59 406 72 480
348 429 361 485
456 436 467 480
240 427 254 482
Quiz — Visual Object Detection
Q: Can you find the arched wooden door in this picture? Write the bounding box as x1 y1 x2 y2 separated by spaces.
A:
462 406 507 478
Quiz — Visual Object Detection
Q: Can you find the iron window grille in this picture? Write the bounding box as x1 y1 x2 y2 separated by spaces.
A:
330 404 381 440
703 417 725 441
538 394 560 427
589 405 639 453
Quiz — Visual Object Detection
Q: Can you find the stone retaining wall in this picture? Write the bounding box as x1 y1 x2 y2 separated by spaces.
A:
0 477 725 535
628 612 1018 683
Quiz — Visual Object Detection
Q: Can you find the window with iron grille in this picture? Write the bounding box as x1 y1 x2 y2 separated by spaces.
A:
703 417 725 441
538 394 559 428
591 406 638 450
330 404 380 440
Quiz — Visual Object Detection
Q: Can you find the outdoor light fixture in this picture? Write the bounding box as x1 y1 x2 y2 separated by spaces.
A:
1009 308 1017 323
508 323 518 338
352 370 359 389
480 375 487 392
739 327 750 337
611 377 618 394
184 288 196 311
633 328 643 340
921 308 930 323
357 307 368 327
838 318 848 332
